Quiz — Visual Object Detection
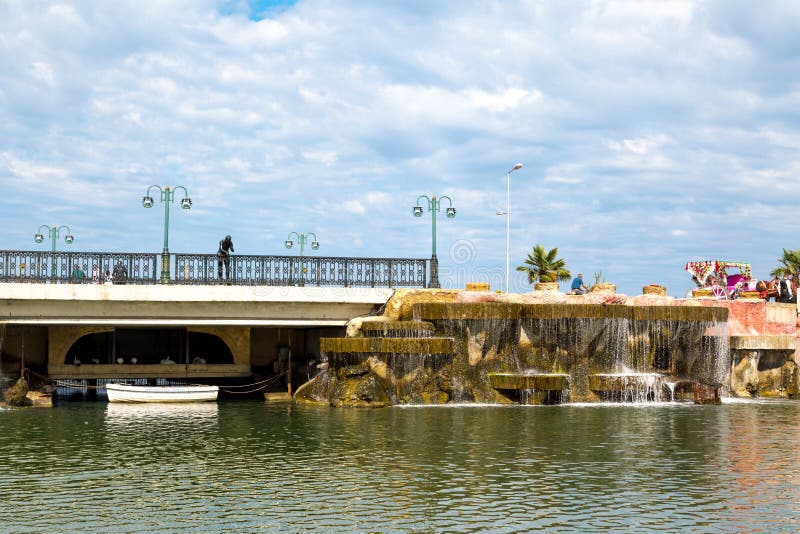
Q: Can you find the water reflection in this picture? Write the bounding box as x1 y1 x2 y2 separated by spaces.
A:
1 401 800 531
104 402 219 421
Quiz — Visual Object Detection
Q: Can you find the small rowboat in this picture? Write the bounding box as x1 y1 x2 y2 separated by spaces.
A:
106 383 219 403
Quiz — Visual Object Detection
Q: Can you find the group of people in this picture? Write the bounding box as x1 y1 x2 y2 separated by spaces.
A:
64 235 236 284
71 261 128 284
758 273 797 303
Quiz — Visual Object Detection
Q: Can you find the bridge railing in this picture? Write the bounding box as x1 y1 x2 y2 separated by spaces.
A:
0 251 159 284
0 250 429 288
173 254 428 287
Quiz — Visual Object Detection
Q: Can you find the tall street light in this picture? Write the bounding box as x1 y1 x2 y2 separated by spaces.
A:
285 232 319 286
142 185 192 284
284 232 320 256
413 195 456 289
35 225 74 277
496 163 523 293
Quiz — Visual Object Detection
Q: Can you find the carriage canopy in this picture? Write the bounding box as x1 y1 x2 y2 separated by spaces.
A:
685 261 752 285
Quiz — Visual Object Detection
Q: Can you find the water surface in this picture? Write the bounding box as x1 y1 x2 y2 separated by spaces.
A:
1 400 798 532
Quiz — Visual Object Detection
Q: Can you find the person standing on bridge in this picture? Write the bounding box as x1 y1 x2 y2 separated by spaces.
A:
217 235 234 282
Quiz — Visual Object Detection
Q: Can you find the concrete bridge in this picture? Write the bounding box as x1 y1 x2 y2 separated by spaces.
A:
0 283 393 382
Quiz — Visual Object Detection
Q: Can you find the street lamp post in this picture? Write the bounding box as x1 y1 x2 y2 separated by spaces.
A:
285 232 319 285
413 195 456 289
142 185 192 284
496 163 523 292
284 232 320 257
34 225 74 278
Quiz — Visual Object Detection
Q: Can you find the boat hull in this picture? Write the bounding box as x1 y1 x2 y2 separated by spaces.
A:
106 383 219 403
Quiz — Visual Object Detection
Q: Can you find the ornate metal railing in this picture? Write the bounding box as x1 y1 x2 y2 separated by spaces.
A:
173 254 428 287
0 251 158 284
0 250 429 287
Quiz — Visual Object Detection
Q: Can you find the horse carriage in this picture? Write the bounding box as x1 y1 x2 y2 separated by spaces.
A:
684 260 762 300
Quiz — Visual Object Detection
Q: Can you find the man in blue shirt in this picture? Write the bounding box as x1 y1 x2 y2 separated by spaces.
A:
571 273 588 294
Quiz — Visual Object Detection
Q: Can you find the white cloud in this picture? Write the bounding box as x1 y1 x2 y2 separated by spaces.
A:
365 191 390 206
342 199 366 215
30 62 55 85
0 1 798 294
302 151 338 166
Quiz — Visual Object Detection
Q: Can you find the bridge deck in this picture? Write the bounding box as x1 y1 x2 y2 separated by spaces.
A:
0 283 393 326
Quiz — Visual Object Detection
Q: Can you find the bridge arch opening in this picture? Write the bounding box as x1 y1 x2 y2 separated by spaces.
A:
65 328 234 365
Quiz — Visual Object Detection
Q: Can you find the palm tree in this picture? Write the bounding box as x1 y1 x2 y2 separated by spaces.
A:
516 244 571 284
771 248 800 278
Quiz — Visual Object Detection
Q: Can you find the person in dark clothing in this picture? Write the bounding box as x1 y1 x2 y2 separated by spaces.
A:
112 261 128 284
217 235 234 281
779 273 796 303
71 264 86 282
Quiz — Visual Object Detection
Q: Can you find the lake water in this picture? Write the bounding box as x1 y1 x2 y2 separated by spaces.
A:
1 399 799 532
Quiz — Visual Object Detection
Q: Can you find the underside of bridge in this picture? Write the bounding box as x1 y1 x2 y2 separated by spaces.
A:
0 323 345 382
0 283 392 384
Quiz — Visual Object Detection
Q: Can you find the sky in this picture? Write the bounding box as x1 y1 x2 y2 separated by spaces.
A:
1 0 799 295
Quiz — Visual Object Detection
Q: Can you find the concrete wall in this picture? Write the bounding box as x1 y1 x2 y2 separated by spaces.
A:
723 301 800 397
0 325 47 374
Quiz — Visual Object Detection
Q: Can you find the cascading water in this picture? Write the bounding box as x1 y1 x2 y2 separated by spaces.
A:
664 380 677 401
418 303 730 404
301 301 730 407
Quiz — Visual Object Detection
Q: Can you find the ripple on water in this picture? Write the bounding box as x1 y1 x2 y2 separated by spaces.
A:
1 401 800 531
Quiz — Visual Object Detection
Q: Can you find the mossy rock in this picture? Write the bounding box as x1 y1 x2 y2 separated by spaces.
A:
321 337 453 354
360 320 435 338
3 378 30 407
338 364 370 378
412 302 727 323
294 375 332 404
331 373 391 408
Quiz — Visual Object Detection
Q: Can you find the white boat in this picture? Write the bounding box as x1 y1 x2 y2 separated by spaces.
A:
106 383 219 403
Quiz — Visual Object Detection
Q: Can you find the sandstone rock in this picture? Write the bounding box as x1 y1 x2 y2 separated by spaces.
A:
346 316 387 337
519 327 531 347
482 347 499 363
467 330 486 366
465 282 490 292
534 282 559 291
25 391 53 407
383 288 460 320
642 285 667 296
591 283 616 293
566 292 628 305
731 351 759 397
522 291 566 304
366 356 390 380
627 294 675 307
